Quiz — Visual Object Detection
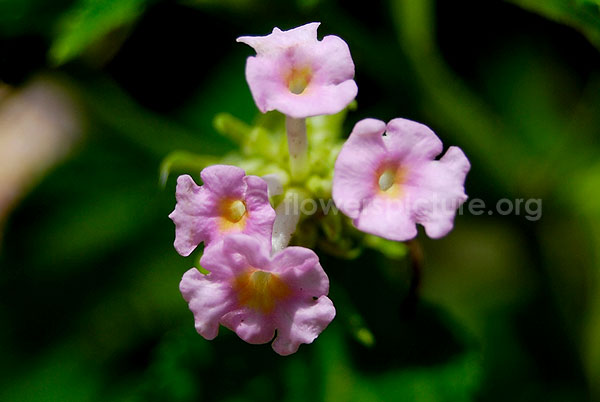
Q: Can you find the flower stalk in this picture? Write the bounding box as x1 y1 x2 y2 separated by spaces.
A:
271 187 309 253
285 116 309 182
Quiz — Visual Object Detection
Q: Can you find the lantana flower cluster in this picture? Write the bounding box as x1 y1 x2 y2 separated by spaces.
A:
168 22 470 355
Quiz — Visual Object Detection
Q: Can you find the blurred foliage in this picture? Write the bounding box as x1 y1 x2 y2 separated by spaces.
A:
50 0 149 65
509 0 600 49
1 0 600 401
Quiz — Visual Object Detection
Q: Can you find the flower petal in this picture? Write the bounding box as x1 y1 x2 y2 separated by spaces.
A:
243 175 276 246
311 34 355 85
334 117 469 241
243 55 285 114
384 118 443 161
271 296 336 356
275 80 358 119
169 175 217 256
353 195 418 241
410 146 470 238
238 22 357 118
237 23 320 56
221 308 277 344
200 165 246 198
270 247 329 297
222 234 271 270
180 268 235 340
200 236 246 279
332 118 387 218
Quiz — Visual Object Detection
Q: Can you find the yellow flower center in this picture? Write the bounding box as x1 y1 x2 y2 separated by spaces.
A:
233 270 291 313
218 199 247 232
286 66 312 95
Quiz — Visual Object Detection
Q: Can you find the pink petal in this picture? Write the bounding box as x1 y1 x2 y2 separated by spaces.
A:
273 80 358 119
238 22 357 118
410 146 470 238
200 165 246 198
243 55 285 114
271 296 336 356
332 118 387 218
220 309 276 344
170 167 276 256
384 118 443 161
222 234 271 270
200 236 248 280
311 35 355 85
242 175 276 246
169 175 218 256
353 195 418 241
182 233 336 354
237 23 321 56
270 247 329 297
180 268 236 340
333 117 470 241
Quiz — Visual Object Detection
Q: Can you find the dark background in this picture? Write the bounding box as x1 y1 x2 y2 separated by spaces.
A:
1 0 600 400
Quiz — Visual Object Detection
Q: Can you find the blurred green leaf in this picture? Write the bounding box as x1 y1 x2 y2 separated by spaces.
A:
578 0 600 6
32 180 161 266
159 151 219 187
317 321 481 402
0 0 72 36
179 0 255 9
508 0 600 50
363 235 408 260
75 75 232 158
50 0 148 65
0 344 103 402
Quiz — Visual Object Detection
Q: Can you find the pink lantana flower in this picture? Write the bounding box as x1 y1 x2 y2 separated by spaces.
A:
237 22 357 118
169 165 276 256
332 118 470 241
180 234 335 356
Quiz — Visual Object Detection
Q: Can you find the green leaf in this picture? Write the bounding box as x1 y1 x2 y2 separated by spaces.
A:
507 0 600 50
159 151 219 187
50 0 148 65
578 0 600 6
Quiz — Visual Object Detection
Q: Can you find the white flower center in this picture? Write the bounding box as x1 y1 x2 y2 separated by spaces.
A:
378 169 396 192
287 66 312 95
225 199 246 222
